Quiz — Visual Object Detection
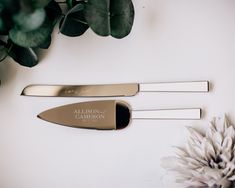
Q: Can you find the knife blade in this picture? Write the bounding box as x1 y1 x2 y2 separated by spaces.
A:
22 81 209 97
38 100 201 130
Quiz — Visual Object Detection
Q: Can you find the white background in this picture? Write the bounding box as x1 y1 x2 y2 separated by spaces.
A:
0 0 235 187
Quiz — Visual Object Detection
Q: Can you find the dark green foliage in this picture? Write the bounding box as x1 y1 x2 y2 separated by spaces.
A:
84 0 134 38
9 19 53 48
0 40 8 61
59 3 89 37
45 0 62 25
0 0 135 67
7 40 38 67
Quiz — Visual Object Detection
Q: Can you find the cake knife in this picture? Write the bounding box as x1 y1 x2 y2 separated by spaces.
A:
38 100 201 130
22 81 209 97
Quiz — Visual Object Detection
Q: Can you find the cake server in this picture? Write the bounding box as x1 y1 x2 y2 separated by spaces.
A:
22 81 209 97
38 100 201 130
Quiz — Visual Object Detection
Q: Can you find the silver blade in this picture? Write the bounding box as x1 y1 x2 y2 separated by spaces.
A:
22 84 139 97
38 100 118 130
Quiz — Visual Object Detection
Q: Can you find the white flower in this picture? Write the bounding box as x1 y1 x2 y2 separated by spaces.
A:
162 116 235 188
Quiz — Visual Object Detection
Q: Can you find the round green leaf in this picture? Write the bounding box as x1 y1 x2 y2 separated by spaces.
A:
84 0 109 36
0 18 6 33
32 0 51 8
0 0 20 12
38 36 51 49
13 9 46 32
66 0 73 9
84 0 135 38
66 0 86 9
45 0 62 26
0 40 7 62
0 5 13 35
110 0 135 38
7 40 38 67
9 20 53 48
59 3 89 37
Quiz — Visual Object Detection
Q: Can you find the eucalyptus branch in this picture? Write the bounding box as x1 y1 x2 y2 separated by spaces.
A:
0 0 134 67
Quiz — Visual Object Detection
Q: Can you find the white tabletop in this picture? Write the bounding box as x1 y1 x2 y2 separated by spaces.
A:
0 0 235 187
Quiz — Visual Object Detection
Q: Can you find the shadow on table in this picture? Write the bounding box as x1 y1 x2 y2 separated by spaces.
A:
0 58 18 86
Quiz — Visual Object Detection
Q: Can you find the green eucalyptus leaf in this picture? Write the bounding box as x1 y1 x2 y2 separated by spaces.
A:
0 0 20 13
66 0 73 9
13 8 46 32
66 0 85 9
0 40 7 62
0 4 4 14
21 0 52 9
31 0 51 8
38 36 51 49
7 40 38 67
9 20 53 48
45 0 62 25
60 3 89 37
0 6 14 35
84 0 134 38
110 0 135 38
0 18 6 33
0 5 7 33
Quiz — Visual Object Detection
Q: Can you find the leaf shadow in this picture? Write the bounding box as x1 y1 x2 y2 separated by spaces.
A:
0 58 18 86
35 49 49 63
34 27 60 64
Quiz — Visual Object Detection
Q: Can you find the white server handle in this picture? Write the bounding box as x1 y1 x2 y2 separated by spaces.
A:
139 81 209 92
132 108 201 120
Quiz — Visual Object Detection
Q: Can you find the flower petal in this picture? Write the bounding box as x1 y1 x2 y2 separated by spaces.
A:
187 127 204 143
161 156 180 170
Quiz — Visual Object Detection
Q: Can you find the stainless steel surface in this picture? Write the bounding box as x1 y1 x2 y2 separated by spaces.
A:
21 81 209 97
38 100 201 130
22 84 139 97
38 100 118 130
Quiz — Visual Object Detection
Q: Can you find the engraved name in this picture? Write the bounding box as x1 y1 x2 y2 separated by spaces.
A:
74 109 106 122
64 89 77 95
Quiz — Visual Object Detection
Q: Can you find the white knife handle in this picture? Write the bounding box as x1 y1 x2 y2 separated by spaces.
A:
132 108 201 120
139 81 209 92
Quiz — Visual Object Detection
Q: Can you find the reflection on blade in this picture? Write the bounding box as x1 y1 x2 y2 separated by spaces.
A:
22 84 139 97
38 100 118 130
